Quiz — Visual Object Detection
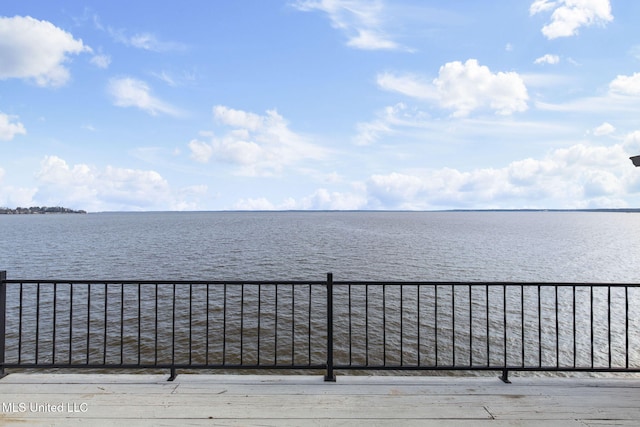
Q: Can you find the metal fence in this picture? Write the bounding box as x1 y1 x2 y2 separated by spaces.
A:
2 271 640 382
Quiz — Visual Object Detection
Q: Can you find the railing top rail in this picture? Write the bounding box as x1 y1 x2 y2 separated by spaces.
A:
2 277 640 287
1 279 328 286
333 281 640 287
333 280 640 287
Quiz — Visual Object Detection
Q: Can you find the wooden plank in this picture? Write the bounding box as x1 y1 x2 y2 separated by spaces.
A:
2 374 640 425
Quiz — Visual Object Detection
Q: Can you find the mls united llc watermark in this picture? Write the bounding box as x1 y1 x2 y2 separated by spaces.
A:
2 402 89 413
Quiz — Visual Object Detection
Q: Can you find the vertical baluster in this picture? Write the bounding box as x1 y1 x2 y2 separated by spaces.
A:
18 283 23 364
452 284 456 367
291 284 295 366
35 283 40 364
222 284 227 365
308 284 312 365
555 286 559 369
172 283 176 368
137 283 141 367
486 284 490 367
503 285 507 368
189 283 193 366
154 284 158 366
87 284 92 365
70 283 75 365
52 283 57 364
590 286 594 369
205 284 210 366
417 284 421 367
120 283 124 365
435 285 439 366
625 286 629 369
382 284 386 366
400 284 404 367
365 284 369 367
572 286 576 369
104 284 108 365
272 284 276 365
608 286 612 369
257 284 261 365
469 284 472 367
348 284 352 366
240 284 245 365
521 284 525 368
538 285 542 368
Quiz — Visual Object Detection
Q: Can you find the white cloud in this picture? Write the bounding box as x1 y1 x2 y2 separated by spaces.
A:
354 103 429 145
0 113 26 141
90 54 111 69
377 73 435 99
593 122 615 136
530 0 613 39
530 0 558 15
34 155 198 211
609 72 640 96
235 188 367 210
0 167 37 207
108 77 182 116
189 106 327 176
363 139 636 209
107 28 186 52
0 16 91 87
534 54 560 64
292 0 406 51
378 59 528 117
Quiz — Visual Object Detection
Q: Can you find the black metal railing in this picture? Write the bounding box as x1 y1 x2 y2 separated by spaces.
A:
2 270 640 382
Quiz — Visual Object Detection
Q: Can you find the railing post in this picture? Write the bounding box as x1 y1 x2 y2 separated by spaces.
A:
0 271 6 379
324 272 336 382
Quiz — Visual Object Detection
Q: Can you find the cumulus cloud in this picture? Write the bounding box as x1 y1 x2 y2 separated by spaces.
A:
0 113 26 141
530 0 613 39
0 15 91 87
609 72 640 96
189 106 327 176
292 0 406 51
364 139 636 209
378 59 528 117
108 77 182 116
593 122 615 136
34 155 199 211
235 188 367 210
534 54 560 64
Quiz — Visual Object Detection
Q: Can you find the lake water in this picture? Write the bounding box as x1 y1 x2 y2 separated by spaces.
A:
2 210 640 282
3 211 640 376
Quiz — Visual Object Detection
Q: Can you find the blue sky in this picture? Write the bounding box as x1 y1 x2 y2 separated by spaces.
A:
2 0 640 211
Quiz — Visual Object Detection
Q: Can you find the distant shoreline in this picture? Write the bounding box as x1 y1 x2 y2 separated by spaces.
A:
88 208 640 214
3 207 639 215
0 206 87 215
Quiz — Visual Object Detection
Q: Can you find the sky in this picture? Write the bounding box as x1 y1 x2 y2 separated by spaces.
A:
2 0 640 212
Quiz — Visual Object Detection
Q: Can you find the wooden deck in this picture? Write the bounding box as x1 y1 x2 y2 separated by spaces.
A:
1 373 640 425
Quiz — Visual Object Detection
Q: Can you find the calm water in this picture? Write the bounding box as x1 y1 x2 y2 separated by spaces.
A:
2 211 640 282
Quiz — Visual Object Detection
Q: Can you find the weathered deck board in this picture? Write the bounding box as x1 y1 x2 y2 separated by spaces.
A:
1 374 640 426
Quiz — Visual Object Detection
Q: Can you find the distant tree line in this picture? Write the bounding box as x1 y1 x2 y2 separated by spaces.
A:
0 206 87 214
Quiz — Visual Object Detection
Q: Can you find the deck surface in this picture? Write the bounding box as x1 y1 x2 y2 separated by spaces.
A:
1 373 640 426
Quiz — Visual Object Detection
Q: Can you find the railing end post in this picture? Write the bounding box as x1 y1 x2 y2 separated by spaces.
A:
0 270 6 380
325 272 334 383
